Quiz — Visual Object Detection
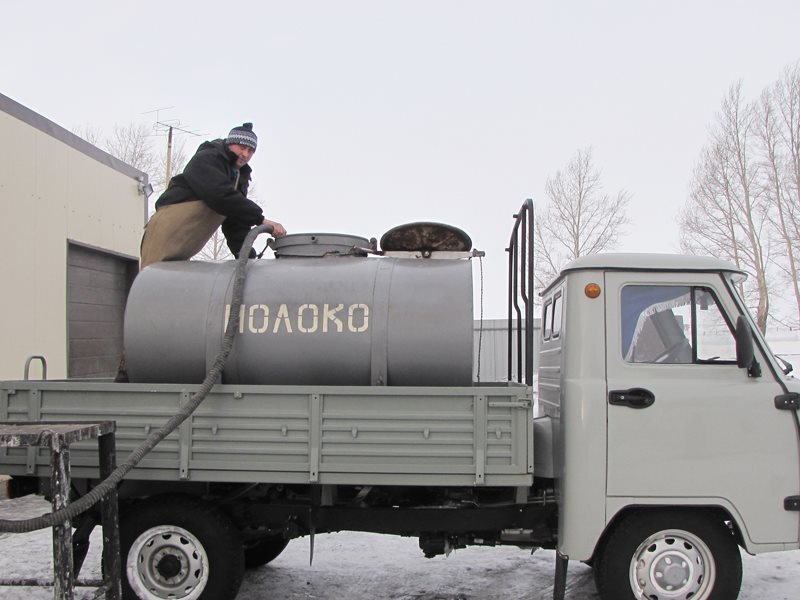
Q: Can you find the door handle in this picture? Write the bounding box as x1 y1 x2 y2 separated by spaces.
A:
609 388 655 409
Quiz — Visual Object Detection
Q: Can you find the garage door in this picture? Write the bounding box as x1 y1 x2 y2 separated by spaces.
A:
67 243 137 378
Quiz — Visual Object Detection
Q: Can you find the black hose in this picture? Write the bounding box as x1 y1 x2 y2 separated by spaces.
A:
0 224 273 533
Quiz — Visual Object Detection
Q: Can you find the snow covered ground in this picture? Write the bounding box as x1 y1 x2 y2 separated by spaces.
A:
0 495 798 600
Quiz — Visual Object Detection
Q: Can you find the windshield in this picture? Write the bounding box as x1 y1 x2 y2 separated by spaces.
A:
722 272 793 376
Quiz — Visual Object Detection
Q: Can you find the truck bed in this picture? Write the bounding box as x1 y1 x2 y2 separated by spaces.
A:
0 381 533 487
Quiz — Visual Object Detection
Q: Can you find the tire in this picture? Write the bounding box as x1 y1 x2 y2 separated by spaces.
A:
119 495 244 600
244 536 290 568
594 510 742 600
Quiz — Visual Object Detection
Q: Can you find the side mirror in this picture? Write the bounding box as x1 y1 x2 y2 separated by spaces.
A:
735 316 761 377
776 355 794 375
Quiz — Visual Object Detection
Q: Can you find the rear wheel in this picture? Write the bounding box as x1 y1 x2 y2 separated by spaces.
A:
244 535 290 568
120 495 244 600
595 510 742 600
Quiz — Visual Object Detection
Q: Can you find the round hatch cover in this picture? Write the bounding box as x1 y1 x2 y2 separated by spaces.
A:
271 233 371 257
380 222 472 252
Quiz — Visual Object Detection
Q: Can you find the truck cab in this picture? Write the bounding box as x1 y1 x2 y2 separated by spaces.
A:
538 253 800 598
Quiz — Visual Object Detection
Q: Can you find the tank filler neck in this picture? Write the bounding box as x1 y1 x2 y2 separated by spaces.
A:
269 233 373 258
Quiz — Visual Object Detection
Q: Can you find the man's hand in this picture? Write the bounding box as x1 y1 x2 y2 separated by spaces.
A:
263 218 287 237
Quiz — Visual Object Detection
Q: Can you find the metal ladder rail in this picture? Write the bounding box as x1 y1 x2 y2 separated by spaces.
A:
506 199 535 385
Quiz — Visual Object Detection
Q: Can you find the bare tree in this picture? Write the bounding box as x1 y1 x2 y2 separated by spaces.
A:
152 136 189 193
534 147 630 289
104 122 159 175
755 62 800 327
680 83 772 332
74 121 191 201
72 125 102 146
196 229 232 261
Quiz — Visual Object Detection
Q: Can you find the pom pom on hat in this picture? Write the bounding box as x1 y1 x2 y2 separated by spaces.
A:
226 122 257 150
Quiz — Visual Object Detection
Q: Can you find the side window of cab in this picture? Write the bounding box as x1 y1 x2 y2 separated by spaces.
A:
621 285 736 364
551 293 563 339
542 300 552 341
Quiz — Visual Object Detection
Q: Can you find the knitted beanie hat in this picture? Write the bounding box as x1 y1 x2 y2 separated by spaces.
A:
225 122 257 150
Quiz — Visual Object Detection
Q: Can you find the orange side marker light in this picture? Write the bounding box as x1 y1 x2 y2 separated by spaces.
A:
585 283 601 299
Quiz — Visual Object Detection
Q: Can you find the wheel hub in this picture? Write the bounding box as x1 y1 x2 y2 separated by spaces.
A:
651 550 693 590
155 552 184 580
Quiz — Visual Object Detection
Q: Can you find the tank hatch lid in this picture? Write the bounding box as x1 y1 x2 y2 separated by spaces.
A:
271 233 371 257
380 222 472 252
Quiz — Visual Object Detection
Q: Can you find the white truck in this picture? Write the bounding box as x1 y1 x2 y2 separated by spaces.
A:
1 202 798 600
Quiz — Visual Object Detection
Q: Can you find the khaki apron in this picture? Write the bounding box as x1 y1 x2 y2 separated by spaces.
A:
139 200 225 269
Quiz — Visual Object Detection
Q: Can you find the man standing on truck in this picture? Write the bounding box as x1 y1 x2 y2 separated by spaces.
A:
116 123 287 382
139 122 287 269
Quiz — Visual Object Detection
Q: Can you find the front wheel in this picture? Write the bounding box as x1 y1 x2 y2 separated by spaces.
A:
595 510 742 600
120 495 244 600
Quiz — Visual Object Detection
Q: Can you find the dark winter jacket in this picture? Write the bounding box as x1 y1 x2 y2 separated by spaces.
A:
155 139 264 225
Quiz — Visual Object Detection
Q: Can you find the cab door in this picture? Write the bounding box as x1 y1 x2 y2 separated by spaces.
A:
604 271 800 546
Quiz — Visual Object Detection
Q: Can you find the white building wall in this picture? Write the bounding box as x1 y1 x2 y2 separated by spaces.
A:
473 318 541 383
0 94 146 380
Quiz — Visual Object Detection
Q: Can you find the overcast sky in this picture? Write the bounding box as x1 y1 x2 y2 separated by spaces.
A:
3 1 799 317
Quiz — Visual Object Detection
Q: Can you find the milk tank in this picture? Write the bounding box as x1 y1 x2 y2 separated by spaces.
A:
124 231 475 386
